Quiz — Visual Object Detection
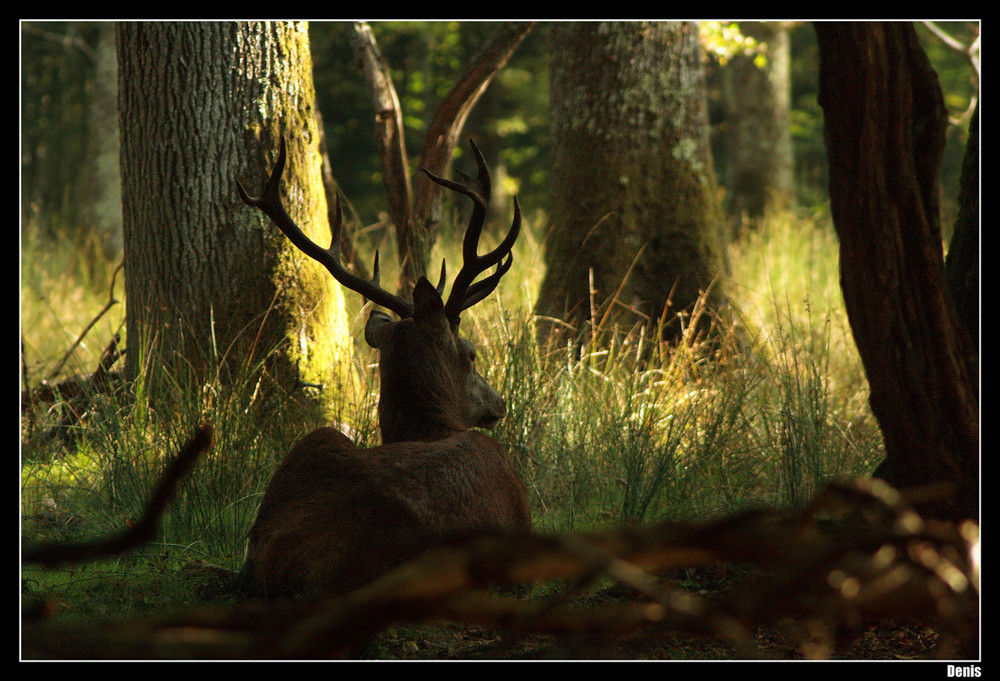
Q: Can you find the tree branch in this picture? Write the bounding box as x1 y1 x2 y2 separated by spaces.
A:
410 22 535 285
22 478 979 659
346 21 534 294
23 426 214 567
346 21 413 284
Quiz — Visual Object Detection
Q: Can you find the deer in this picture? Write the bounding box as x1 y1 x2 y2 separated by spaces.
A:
234 138 531 598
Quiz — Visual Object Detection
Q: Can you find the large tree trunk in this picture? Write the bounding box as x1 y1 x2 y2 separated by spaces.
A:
815 22 978 520
118 21 353 405
536 21 726 345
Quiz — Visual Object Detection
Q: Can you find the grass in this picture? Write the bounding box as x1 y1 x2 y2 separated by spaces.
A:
20 205 884 640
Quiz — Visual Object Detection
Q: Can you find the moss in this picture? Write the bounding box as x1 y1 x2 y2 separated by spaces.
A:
244 21 359 416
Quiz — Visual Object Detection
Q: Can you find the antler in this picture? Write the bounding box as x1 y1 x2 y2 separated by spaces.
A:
421 139 521 324
237 138 414 319
238 138 519 324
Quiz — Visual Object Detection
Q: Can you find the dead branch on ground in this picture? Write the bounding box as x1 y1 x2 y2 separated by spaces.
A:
22 467 979 660
22 425 213 568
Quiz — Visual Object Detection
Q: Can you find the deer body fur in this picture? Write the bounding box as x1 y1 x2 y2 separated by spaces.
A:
240 427 529 597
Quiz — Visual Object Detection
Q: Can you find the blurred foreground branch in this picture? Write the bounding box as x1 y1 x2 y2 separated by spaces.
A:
22 462 978 659
23 425 213 567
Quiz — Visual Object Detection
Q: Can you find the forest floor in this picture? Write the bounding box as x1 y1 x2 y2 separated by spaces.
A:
367 616 947 661
360 565 972 661
21 557 977 661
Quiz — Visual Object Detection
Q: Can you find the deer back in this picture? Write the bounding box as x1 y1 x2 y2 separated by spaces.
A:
239 427 530 598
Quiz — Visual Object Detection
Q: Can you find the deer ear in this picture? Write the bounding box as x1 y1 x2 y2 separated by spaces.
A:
412 276 445 317
412 276 453 337
364 310 394 348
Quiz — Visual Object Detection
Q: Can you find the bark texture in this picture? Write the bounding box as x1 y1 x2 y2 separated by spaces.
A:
815 22 978 520
119 21 352 400
537 21 726 343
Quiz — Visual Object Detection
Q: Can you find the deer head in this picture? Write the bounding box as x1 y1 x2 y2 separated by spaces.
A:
237 139 521 442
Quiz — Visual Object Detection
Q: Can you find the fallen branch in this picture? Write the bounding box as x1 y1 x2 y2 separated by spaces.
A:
22 425 213 568
22 476 979 660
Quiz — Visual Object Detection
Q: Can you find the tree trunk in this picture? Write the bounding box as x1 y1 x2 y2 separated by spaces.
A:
118 21 353 405
536 21 726 345
815 22 978 520
89 22 122 259
723 21 795 225
21 22 100 243
945 102 979 360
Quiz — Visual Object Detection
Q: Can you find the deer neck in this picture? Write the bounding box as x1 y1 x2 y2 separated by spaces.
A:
377 395 465 443
376 367 466 444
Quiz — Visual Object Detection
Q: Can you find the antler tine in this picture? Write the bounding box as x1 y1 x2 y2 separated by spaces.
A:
420 139 521 323
435 259 447 296
237 139 413 319
460 197 520 310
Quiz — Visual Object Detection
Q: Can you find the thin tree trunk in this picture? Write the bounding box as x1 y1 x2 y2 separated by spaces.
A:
723 21 795 225
89 21 122 259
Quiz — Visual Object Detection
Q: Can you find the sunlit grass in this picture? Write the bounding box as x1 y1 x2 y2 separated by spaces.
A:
461 207 882 529
20 221 126 385
21 204 883 608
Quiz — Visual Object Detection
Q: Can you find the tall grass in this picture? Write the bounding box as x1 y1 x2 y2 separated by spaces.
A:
20 221 125 385
21 206 883 592
465 208 883 529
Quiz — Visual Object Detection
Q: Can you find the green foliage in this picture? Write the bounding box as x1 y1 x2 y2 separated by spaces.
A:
700 21 766 67
22 203 881 623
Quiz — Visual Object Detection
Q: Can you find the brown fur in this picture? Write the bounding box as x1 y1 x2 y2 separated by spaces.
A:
240 427 530 598
239 282 531 598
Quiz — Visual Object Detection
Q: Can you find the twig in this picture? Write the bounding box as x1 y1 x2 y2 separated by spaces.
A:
23 425 214 568
47 261 124 382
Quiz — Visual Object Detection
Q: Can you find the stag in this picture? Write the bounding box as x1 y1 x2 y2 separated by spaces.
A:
235 139 531 598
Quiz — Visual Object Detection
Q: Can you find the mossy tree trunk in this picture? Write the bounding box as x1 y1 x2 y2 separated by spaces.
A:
118 21 353 407
536 21 726 345
815 22 978 520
